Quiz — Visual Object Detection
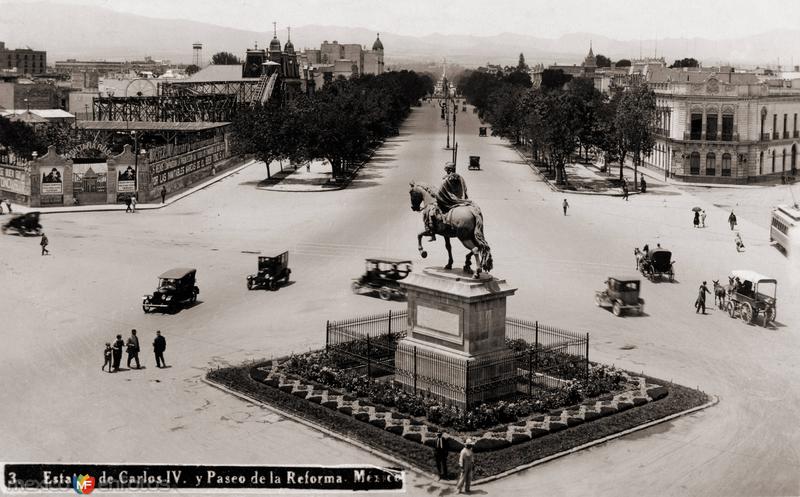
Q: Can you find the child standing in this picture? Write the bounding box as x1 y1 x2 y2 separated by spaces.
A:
102 343 112 372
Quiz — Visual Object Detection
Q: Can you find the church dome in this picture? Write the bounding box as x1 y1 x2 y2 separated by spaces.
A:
372 33 384 51
269 35 282 52
284 39 295 54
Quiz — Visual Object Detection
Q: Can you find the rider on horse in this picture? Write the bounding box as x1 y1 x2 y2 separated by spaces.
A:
429 162 469 240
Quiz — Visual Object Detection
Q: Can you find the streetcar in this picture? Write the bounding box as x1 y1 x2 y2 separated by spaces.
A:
770 204 800 254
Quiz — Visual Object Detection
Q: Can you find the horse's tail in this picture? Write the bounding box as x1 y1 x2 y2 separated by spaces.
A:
470 205 493 272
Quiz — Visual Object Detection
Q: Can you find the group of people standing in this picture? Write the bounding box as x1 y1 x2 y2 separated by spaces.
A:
0 198 13 214
433 432 475 493
102 329 167 372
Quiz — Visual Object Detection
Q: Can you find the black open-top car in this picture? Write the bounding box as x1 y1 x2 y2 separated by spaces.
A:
352 258 412 300
143 268 199 313
2 211 43 236
247 251 291 291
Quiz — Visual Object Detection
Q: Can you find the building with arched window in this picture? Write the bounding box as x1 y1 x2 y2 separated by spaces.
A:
642 66 800 183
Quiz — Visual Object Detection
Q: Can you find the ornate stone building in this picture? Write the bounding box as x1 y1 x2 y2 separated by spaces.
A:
644 68 800 183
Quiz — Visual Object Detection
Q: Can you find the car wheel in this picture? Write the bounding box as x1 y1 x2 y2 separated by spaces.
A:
247 279 255 290
726 302 736 318
269 279 278 291
594 294 603 307
142 304 151 313
351 282 361 294
612 302 622 317
740 303 754 324
379 287 392 300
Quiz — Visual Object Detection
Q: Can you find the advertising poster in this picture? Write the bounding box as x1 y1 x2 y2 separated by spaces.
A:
117 165 136 193
41 166 63 195
72 163 107 194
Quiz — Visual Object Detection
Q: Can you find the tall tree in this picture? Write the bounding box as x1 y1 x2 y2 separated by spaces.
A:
565 78 605 161
211 51 242 65
615 59 632 68
670 57 699 68
615 82 658 188
595 54 612 68
517 53 529 72
185 64 200 75
540 69 573 92
0 116 45 159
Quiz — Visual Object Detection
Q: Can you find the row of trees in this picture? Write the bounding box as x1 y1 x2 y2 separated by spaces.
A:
458 67 658 187
232 70 433 179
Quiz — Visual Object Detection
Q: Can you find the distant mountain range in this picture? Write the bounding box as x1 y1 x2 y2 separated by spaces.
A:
2 2 800 68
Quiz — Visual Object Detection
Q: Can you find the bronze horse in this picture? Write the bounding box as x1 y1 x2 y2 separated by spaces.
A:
409 181 493 278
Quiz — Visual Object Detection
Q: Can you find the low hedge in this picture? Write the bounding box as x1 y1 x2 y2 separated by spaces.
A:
207 365 710 480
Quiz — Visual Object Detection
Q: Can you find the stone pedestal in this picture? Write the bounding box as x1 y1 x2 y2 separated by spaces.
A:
394 267 517 408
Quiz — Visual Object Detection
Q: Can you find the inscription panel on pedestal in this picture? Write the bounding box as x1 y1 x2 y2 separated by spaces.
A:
417 305 460 336
414 304 463 345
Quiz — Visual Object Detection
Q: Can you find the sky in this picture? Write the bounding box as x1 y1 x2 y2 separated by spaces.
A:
6 0 800 40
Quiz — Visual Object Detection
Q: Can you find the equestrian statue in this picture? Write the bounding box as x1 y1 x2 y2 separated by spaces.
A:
409 162 493 278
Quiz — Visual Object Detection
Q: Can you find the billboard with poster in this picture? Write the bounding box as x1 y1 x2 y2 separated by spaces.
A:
41 166 63 195
117 165 136 193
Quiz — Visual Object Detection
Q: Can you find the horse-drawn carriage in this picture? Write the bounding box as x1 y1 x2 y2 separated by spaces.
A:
2 211 42 236
716 270 776 327
639 248 675 281
595 277 644 317
352 258 412 300
468 156 481 171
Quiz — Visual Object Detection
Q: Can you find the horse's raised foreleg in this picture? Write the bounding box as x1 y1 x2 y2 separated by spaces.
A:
417 231 429 259
444 237 453 270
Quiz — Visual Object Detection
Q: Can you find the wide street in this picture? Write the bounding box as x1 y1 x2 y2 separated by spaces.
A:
2 101 799 497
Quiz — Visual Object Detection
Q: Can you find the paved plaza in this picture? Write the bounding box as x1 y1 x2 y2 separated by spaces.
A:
2 102 799 496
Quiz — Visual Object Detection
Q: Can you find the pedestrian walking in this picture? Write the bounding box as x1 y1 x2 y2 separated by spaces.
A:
102 343 112 372
306 162 311 173
40 233 49 256
693 210 700 228
640 177 647 193
728 211 737 230
735 232 745 252
695 281 711 314
160 186 167 204
456 438 475 494
112 334 124 372
130 195 137 213
700 210 707 228
434 432 448 480
125 196 132 213
4 199 10 213
153 330 167 368
562 198 569 216
126 329 141 369
622 182 629 201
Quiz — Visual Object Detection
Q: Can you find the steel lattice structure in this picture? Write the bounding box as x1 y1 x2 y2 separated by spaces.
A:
92 80 261 122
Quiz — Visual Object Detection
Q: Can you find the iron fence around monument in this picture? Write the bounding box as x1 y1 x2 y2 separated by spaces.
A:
325 310 590 406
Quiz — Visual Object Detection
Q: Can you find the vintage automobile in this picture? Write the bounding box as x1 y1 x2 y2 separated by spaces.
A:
595 277 644 316
247 251 291 291
468 156 481 171
723 270 777 326
2 211 43 236
143 268 199 313
352 258 412 300
479 127 487 137
640 248 675 281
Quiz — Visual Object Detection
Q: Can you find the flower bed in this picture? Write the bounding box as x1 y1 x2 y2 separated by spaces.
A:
281 350 628 432
206 362 710 480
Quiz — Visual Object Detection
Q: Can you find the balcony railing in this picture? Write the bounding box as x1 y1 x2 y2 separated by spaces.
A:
794 130 799 138
721 133 734 141
762 133 771 141
706 133 717 141
773 132 780 139
784 131 790 139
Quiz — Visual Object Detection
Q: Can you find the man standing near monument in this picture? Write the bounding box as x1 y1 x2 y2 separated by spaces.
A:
456 438 475 494
434 432 448 480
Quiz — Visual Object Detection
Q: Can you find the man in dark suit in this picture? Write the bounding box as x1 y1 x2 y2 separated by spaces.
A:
126 329 140 369
434 432 448 479
112 334 124 372
153 330 167 368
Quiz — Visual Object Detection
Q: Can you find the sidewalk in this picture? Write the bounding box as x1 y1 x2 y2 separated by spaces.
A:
258 146 378 192
6 159 258 215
